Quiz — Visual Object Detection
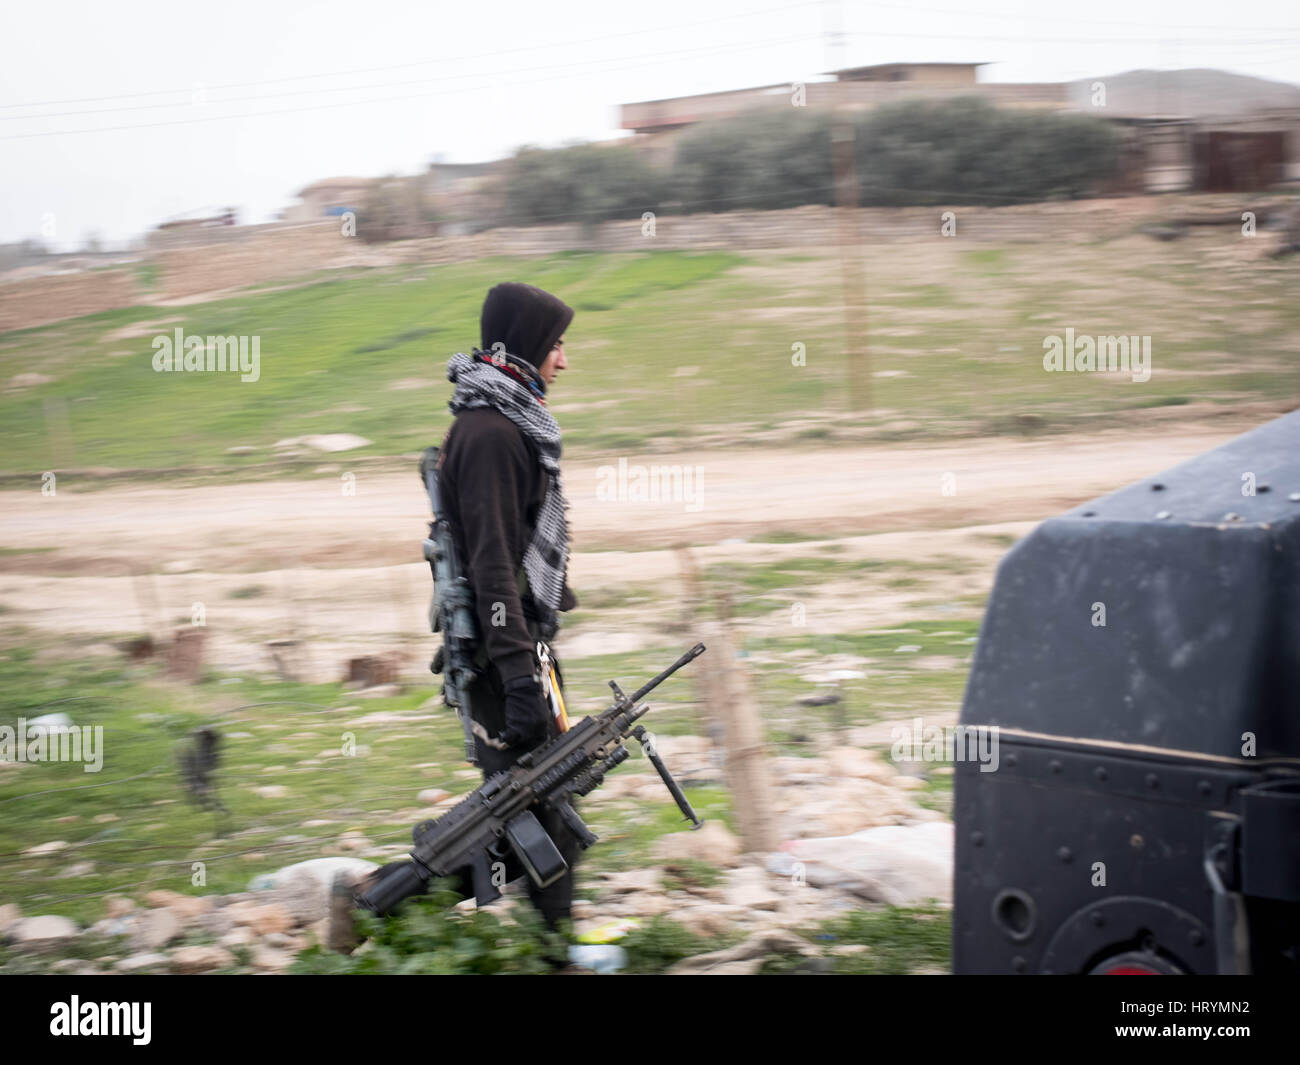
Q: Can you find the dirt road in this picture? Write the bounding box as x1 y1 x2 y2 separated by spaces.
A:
0 421 1250 676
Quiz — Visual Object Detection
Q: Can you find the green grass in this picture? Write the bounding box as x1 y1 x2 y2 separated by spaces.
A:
0 632 736 926
762 904 952 974
0 613 978 925
3 234 1298 477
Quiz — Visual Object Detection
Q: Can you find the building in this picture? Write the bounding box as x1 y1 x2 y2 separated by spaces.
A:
282 177 380 222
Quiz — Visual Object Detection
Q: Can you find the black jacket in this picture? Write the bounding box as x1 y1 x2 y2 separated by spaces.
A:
439 407 576 685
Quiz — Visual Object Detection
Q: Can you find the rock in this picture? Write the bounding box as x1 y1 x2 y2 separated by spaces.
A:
93 814 119 823
143 890 210 918
250 945 295 972
0 902 22 936
263 873 330 926
300 433 372 453
797 692 842 707
24 840 69 856
28 712 73 728
674 904 740 938
114 952 169 973
247 856 377 893
223 901 294 935
651 821 742 867
769 821 953 905
417 788 452 804
219 927 255 949
11 914 78 944
617 893 672 917
90 916 138 938
255 785 288 799
9 372 54 388
198 910 235 937
130 908 182 950
666 929 816 975
104 895 135 919
169 946 235 974
826 747 898 784
597 868 662 895
722 866 782 911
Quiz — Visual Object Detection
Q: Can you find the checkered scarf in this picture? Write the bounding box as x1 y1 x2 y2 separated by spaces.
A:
446 349 569 623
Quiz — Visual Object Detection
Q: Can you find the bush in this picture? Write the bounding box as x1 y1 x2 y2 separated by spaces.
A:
618 916 712 974
502 143 666 227
856 97 1120 206
290 883 568 975
500 99 1120 224
671 109 836 213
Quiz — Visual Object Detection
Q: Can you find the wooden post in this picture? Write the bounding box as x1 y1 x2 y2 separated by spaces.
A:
832 109 870 413
676 546 779 854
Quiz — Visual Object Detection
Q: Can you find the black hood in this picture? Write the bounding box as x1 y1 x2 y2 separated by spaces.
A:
480 282 574 374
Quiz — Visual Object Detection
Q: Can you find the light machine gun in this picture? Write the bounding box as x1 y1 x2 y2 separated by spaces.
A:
356 643 707 916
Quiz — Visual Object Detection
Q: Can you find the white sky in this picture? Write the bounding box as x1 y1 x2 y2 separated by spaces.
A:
2 0 1297 250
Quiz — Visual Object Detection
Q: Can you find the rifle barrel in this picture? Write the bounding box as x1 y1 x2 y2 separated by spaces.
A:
627 642 706 705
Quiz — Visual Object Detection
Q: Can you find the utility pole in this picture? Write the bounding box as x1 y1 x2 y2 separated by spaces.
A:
824 0 870 412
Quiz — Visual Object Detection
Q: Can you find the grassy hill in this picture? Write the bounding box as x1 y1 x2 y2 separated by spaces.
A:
2 238 1296 476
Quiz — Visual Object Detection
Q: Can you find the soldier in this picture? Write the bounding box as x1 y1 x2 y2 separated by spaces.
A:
435 281 581 929
337 283 581 949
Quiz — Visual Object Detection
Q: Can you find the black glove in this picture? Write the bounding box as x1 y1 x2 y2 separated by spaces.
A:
500 674 550 749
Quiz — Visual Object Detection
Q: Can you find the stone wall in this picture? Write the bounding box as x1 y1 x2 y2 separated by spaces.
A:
155 222 346 299
0 195 1262 332
0 268 140 332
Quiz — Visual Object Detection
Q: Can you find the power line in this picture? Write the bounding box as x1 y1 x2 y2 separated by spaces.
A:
0 34 824 141
2 31 825 125
0 0 825 112
860 0 1300 35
